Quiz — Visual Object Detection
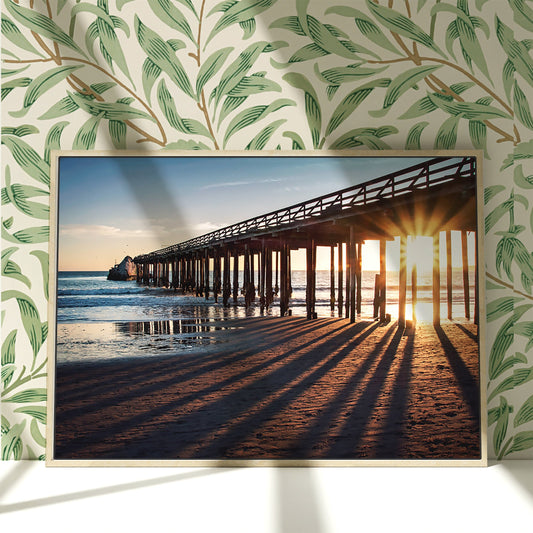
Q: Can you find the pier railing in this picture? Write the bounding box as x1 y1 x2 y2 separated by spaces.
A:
136 156 475 261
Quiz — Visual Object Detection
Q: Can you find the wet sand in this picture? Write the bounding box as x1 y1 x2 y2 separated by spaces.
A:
53 316 481 460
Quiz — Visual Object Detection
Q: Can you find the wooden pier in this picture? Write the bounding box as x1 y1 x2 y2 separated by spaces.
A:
134 157 478 326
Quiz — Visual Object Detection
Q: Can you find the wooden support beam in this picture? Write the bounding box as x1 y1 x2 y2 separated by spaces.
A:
356 242 362 315
337 242 344 317
379 239 387 322
433 233 441 327
330 245 335 311
345 244 351 320
204 251 210 300
266 247 273 308
461 230 470 320
412 263 417 324
275 250 279 295
398 235 407 329
280 242 289 316
306 239 316 319
251 252 256 302
260 241 266 311
233 251 239 304
446 230 453 320
349 227 356 323
223 249 231 307
474 231 478 326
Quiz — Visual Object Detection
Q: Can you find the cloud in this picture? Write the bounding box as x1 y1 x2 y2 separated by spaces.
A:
192 221 225 233
59 224 154 238
200 178 283 190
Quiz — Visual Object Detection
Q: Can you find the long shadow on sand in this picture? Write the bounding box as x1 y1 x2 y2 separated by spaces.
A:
54 318 361 458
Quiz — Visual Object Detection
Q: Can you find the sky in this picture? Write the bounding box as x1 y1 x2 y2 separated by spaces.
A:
57 154 475 272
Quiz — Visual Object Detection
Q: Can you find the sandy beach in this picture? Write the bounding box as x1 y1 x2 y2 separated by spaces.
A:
53 316 480 461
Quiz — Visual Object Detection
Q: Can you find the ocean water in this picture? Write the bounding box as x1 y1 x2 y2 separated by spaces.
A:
56 269 475 365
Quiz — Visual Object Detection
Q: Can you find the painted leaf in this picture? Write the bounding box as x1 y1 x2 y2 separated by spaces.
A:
2 168 49 220
287 43 329 64
325 6 400 55
14 406 47 424
405 121 429 150
215 42 272 107
514 81 533 130
5 0 87 58
1 135 50 186
485 185 506 204
487 297 524 322
1 291 45 361
317 64 388 86
494 396 511 455
39 95 79 120
283 73 321 149
44 121 69 166
157 80 211 138
2 77 32 101
1 247 31 288
514 394 533 427
514 165 533 190
366 0 446 57
69 92 154 123
269 15 306 36
135 17 194 99
196 48 233 99
227 74 281 97
1 329 17 365
489 305 532 380
4 388 47 404
427 92 511 120
148 0 195 43
72 115 101 150
496 18 533 88
96 17 132 83
245 119 286 150
330 126 397 150
488 364 533 403
206 0 277 45
30 418 46 447
108 120 127 150
306 13 378 60
469 119 488 157
1 15 43 56
510 322 533 350
509 0 533 33
508 431 533 455
141 59 162 106
1 124 38 137
164 140 210 150
1 419 25 460
326 78 390 137
283 131 306 150
10 65 82 119
223 98 295 147
218 96 247 126
370 65 442 117
30 250 49 301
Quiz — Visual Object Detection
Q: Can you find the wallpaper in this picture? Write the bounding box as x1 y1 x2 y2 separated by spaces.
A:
1 0 533 461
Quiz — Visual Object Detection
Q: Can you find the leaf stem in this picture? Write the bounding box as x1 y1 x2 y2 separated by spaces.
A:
61 56 167 146
486 271 533 300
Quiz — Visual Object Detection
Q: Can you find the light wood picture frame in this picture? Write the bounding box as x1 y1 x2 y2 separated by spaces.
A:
46 149 487 466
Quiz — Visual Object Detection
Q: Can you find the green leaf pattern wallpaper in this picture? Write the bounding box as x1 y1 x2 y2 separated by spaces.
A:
1 0 533 460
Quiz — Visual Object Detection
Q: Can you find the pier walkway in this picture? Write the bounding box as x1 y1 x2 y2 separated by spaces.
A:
134 156 478 327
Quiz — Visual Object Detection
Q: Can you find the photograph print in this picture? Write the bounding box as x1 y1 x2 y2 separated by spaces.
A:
48 151 486 465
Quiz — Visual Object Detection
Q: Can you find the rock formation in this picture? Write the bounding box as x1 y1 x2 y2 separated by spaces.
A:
107 256 137 281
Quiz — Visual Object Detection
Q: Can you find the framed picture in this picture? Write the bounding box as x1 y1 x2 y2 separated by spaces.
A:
47 150 487 466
